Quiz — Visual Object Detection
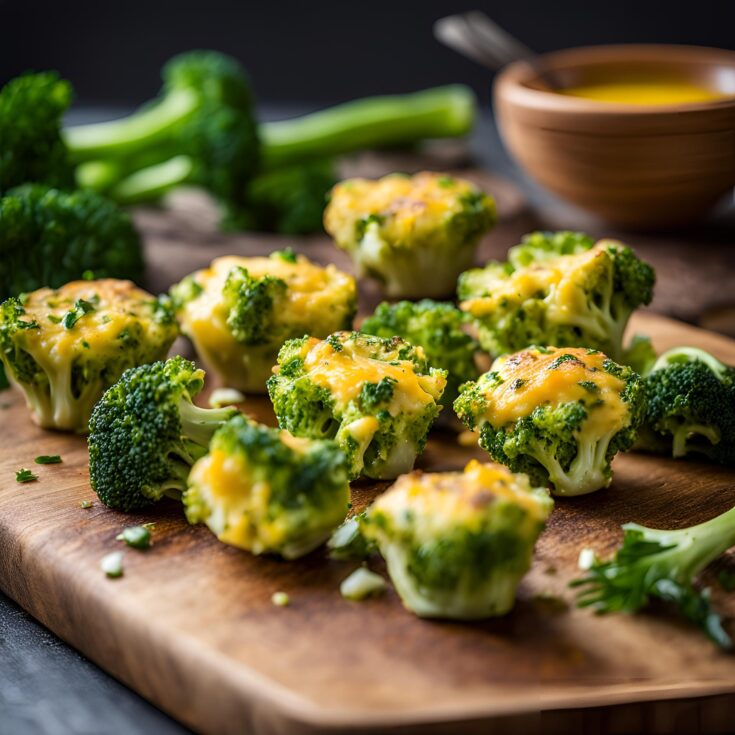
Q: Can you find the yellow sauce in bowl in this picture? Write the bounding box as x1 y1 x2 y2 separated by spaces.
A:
559 80 729 105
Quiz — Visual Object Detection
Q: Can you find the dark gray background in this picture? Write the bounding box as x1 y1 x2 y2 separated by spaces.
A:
1 0 735 107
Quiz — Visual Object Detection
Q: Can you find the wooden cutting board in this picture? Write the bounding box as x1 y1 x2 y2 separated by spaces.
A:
1 311 735 735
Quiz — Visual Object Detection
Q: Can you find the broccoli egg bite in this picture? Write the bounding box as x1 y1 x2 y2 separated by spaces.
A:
170 249 356 394
268 331 447 480
184 414 350 559
454 346 646 496
362 460 553 618
0 279 177 432
324 172 495 298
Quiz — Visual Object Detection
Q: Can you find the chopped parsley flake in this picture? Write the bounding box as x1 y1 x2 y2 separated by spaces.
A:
35 455 62 465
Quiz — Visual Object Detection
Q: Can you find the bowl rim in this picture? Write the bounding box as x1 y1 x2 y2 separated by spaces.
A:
494 43 735 115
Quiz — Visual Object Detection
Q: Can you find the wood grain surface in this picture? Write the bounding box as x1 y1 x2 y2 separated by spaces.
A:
1 312 735 735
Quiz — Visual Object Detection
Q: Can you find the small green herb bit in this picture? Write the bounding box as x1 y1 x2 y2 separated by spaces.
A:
35 454 62 465
80 499 93 509
16 468 37 483
116 525 152 550
62 298 96 329
101 551 124 578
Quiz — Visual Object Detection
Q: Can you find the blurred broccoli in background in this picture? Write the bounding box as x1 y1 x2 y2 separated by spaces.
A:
360 299 479 407
455 346 646 496
324 172 496 298
66 51 261 223
0 279 177 432
638 347 735 464
458 231 655 362
0 72 75 195
268 332 446 479
88 357 238 511
0 184 144 299
361 460 553 618
0 54 475 234
171 250 356 393
184 414 350 559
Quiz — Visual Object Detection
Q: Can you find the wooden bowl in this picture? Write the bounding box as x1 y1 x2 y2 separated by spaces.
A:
493 45 735 229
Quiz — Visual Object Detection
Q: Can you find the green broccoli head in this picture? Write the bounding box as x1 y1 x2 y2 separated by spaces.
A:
0 72 75 195
161 50 260 220
324 172 496 298
0 280 178 432
88 356 238 511
233 159 338 235
454 346 646 496
573 503 735 648
63 51 260 226
639 347 735 464
361 460 553 618
184 414 350 559
458 232 655 361
360 299 479 407
171 251 356 393
0 185 144 299
267 331 447 479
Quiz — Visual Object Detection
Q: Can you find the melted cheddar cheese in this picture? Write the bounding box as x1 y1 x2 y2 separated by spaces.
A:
297 333 446 415
481 347 629 436
187 447 277 550
325 172 486 251
16 279 175 371
461 242 613 318
373 459 552 528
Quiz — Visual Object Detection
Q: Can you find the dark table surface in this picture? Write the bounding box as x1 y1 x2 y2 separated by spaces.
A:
2 107 734 735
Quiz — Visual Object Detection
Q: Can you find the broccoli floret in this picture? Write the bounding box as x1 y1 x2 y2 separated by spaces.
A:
458 231 655 361
324 172 495 298
184 414 350 559
361 460 553 618
88 356 237 511
268 332 447 479
0 72 75 194
232 159 338 234
171 251 356 393
572 503 735 648
63 51 260 226
0 280 178 432
454 346 646 496
0 185 144 299
360 299 479 406
639 347 735 463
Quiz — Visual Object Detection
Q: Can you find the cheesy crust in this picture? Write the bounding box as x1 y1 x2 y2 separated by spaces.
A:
294 332 446 416
476 346 630 437
372 460 553 530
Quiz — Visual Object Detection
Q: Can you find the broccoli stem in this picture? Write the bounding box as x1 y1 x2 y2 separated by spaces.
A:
63 88 199 162
670 423 721 458
260 85 475 167
178 399 236 448
108 155 195 204
629 504 735 582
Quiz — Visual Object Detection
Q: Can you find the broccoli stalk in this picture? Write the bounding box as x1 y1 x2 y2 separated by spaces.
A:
572 504 735 648
520 417 626 497
88 357 238 511
259 85 475 167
